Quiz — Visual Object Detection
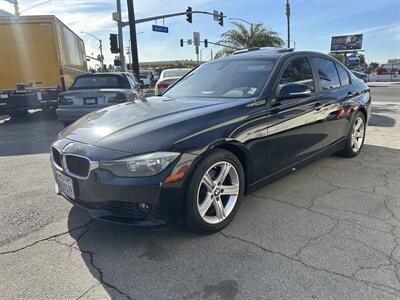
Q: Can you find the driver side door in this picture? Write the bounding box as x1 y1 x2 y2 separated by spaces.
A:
265 56 326 175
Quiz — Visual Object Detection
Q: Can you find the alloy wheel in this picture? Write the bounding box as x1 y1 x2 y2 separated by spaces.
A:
196 161 240 224
351 116 365 152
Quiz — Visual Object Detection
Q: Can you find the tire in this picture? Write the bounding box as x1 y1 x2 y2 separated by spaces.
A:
184 149 245 233
337 111 366 158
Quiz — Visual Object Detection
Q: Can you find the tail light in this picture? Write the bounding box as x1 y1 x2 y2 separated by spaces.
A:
156 82 169 89
58 95 73 105
108 93 127 104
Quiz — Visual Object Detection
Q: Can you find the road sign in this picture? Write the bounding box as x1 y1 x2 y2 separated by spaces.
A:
112 12 120 21
348 55 359 64
152 25 168 33
193 32 200 46
187 39 192 45
213 10 219 21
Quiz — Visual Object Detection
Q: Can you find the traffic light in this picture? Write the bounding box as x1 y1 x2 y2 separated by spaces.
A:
186 6 192 23
180 39 184 47
204 39 208 48
109 34 119 53
218 12 224 26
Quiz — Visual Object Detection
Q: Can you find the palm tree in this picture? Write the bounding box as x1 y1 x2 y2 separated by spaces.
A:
215 22 285 58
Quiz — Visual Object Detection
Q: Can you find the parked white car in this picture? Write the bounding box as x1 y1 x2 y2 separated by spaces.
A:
139 71 154 87
155 68 190 96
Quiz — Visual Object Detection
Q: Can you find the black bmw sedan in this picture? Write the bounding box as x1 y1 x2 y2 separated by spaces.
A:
50 48 370 232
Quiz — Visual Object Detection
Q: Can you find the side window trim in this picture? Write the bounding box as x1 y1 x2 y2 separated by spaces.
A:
335 62 351 87
272 55 316 99
310 55 342 91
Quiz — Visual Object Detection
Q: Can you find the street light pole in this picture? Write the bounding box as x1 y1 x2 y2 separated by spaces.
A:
4 0 20 15
286 0 291 48
81 31 104 69
228 17 252 26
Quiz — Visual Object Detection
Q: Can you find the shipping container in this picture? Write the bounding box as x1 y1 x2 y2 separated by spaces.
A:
0 15 87 116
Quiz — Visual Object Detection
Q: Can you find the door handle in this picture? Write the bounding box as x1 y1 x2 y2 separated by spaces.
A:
347 91 356 98
314 102 324 111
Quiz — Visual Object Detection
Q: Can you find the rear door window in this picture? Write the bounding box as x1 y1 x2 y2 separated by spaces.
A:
311 57 341 90
336 64 350 86
278 57 315 92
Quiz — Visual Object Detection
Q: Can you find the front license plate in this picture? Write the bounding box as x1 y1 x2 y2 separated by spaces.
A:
84 97 97 105
56 171 75 200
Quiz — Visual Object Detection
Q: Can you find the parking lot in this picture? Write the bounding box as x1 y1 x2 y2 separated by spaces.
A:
0 85 399 299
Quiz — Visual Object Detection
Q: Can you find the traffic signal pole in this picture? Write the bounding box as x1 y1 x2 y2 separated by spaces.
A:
116 0 126 71
120 4 225 78
127 0 140 79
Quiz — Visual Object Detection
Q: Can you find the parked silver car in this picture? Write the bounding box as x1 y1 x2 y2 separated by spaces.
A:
57 72 143 126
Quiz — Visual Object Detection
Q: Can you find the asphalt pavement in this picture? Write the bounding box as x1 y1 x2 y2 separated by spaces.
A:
0 86 399 299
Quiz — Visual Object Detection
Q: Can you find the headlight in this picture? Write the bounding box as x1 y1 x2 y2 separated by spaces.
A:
99 152 180 177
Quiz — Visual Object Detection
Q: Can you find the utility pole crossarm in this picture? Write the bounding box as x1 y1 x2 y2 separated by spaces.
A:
121 10 226 27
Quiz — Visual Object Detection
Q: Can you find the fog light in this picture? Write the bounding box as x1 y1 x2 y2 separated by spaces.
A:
137 202 151 213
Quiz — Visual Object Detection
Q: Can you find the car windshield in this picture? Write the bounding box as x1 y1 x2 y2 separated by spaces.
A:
163 69 189 78
70 75 129 90
164 59 274 98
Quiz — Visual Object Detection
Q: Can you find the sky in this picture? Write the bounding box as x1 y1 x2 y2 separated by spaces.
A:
1 0 399 68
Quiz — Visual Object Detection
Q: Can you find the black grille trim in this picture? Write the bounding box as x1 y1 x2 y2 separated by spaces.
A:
65 155 90 178
52 147 62 169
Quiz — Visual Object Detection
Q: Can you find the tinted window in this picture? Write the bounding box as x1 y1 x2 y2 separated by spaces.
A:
71 75 129 90
336 64 350 86
278 57 315 92
163 69 190 78
164 59 274 99
312 57 341 90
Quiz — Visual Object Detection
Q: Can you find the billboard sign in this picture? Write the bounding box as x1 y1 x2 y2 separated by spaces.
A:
330 34 363 52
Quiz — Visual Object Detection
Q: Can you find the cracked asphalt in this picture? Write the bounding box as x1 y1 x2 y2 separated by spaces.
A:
0 86 399 299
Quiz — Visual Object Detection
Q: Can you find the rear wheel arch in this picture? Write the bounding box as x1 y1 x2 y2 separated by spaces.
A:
357 107 368 123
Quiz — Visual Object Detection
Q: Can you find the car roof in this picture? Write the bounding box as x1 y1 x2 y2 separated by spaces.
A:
162 68 190 71
219 48 334 62
77 72 129 78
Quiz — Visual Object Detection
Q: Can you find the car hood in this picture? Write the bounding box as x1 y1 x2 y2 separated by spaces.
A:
59 96 241 154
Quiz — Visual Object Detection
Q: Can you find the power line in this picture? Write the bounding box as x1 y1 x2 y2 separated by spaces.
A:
20 0 52 14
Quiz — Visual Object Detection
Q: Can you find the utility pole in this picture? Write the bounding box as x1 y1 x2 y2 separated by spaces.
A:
286 0 290 48
116 0 125 71
127 0 140 79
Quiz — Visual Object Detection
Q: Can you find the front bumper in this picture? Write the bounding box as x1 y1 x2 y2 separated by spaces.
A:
50 139 198 226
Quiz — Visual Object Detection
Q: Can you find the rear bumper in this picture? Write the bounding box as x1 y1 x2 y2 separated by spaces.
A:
0 89 59 112
56 107 101 122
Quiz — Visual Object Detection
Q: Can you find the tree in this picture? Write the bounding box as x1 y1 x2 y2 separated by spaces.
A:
329 52 346 64
215 22 285 58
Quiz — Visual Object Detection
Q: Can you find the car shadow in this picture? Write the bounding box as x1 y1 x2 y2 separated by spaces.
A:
68 143 400 299
0 110 63 156
368 105 397 127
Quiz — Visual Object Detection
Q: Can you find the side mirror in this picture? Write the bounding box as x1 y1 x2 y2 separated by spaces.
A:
277 83 311 100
